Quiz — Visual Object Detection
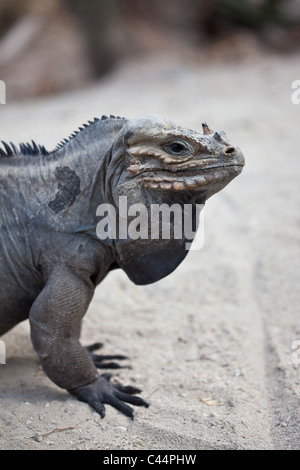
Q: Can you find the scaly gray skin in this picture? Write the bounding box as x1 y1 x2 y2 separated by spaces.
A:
0 114 244 419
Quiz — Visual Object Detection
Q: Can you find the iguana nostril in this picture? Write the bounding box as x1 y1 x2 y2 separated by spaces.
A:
224 146 236 155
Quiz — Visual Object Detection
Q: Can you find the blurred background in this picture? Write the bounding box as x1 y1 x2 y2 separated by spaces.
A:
0 0 299 100
0 1 299 450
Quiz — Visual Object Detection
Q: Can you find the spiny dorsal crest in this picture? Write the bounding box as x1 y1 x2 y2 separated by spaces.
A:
0 140 48 157
0 115 126 158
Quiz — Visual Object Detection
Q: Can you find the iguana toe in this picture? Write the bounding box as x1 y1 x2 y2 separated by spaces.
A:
85 342 128 369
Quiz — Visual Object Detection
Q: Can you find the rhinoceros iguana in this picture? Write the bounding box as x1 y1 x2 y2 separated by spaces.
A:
0 114 244 419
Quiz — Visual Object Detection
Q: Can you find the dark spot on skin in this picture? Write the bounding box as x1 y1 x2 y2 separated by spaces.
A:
48 166 81 214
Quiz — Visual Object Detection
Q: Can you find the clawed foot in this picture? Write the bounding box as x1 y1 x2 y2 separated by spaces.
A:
85 342 128 369
69 373 149 419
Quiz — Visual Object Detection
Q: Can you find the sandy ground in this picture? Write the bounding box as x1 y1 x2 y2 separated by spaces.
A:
0 52 299 450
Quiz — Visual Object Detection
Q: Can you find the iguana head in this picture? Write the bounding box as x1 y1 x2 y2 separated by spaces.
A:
105 114 244 285
108 114 244 206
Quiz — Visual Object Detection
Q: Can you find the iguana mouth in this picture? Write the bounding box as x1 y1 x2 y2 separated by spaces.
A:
137 165 243 190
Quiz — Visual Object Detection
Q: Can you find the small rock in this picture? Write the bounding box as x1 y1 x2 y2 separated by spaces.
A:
233 368 243 377
34 433 43 442
114 426 127 432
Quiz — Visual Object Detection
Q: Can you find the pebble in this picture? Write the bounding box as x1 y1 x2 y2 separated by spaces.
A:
34 433 43 442
114 426 127 432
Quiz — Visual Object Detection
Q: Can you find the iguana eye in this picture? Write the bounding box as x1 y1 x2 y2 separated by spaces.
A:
164 141 191 157
170 142 185 153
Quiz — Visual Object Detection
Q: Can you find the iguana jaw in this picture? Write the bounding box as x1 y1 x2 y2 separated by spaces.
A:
137 165 243 191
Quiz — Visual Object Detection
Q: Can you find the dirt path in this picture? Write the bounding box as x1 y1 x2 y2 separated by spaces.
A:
0 53 299 449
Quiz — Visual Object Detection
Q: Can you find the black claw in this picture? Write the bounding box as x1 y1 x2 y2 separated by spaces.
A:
116 390 149 408
93 360 126 369
91 400 106 419
85 343 129 370
97 354 128 360
107 395 135 419
115 384 142 395
85 342 104 352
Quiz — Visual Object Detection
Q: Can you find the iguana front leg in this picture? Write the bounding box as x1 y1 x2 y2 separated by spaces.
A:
29 266 148 418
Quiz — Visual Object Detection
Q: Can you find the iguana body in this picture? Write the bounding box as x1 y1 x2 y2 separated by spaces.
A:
0 114 244 418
